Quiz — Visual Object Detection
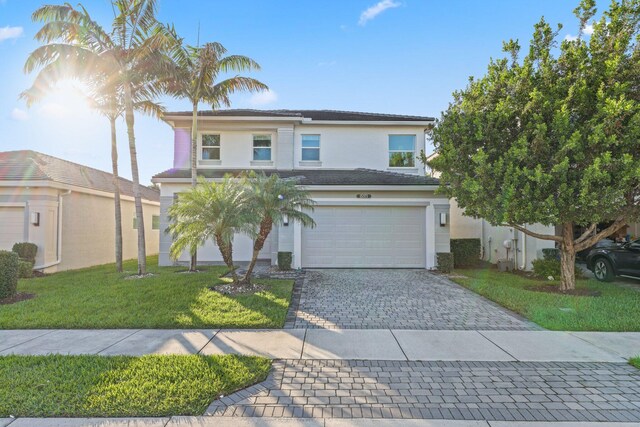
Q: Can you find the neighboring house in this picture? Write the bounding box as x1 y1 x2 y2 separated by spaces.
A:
153 109 450 269
0 150 160 272
426 153 554 270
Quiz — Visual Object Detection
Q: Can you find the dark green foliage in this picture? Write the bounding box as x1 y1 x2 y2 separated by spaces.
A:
436 252 454 273
450 239 481 268
542 248 560 261
12 242 37 263
532 258 582 279
0 251 19 299
278 252 292 271
18 260 34 279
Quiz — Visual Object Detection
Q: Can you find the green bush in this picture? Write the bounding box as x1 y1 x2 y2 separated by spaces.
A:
0 250 19 299
450 238 481 268
532 258 583 280
436 252 454 273
18 260 34 279
12 242 38 264
277 252 292 271
541 248 560 261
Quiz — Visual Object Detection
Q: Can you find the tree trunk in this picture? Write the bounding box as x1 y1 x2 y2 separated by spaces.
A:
215 234 237 283
123 82 146 275
559 222 576 291
240 217 273 284
189 102 199 271
110 117 123 273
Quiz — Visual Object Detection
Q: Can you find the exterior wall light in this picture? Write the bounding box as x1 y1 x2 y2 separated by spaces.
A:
439 212 447 227
31 212 40 226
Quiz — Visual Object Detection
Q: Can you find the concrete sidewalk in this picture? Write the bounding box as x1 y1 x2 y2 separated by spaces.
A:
4 417 640 426
0 329 639 362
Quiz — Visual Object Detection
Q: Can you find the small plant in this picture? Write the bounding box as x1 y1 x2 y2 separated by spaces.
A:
18 260 34 279
436 252 454 273
277 252 292 271
12 242 38 263
450 239 481 268
532 258 582 280
0 250 20 299
541 248 560 261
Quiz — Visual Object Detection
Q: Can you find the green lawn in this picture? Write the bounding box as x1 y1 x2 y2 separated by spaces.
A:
631 358 640 370
0 354 270 417
0 256 293 329
450 268 640 331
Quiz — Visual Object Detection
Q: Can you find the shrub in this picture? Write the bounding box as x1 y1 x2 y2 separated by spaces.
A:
436 252 454 273
450 238 481 268
18 260 34 279
0 250 19 299
532 258 583 280
541 248 560 261
12 242 38 263
277 252 292 271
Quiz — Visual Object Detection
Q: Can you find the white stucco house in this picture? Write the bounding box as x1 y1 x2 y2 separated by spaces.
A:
153 109 451 269
0 150 160 272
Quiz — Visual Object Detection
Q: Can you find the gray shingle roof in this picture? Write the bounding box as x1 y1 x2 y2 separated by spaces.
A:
164 109 434 122
0 150 160 202
153 168 440 186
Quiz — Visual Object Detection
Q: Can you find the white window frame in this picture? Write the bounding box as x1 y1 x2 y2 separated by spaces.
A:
252 134 273 163
300 134 321 165
388 134 416 169
199 133 221 164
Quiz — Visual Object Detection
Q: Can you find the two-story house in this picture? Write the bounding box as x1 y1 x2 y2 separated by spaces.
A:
152 109 451 269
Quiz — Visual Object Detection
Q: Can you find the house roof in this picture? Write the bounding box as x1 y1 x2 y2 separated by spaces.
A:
0 150 160 202
153 168 440 186
163 109 435 122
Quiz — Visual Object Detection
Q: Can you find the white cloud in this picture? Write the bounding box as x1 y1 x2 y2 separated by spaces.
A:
358 0 401 26
0 26 23 42
10 107 28 121
564 34 579 42
583 24 594 35
249 89 278 106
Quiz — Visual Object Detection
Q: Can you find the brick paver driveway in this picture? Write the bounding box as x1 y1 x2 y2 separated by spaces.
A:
286 269 535 330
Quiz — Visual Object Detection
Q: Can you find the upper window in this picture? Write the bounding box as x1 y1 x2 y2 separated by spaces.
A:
253 135 272 161
388 135 415 167
301 135 320 161
202 134 220 160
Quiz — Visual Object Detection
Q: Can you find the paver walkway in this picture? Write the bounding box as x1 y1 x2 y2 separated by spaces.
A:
287 270 536 330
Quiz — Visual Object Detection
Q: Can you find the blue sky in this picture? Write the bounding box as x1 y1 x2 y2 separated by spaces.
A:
0 0 603 183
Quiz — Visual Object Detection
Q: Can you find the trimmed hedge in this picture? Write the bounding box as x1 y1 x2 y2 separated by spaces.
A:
541 248 560 261
18 260 34 279
277 252 292 271
450 238 481 268
12 242 38 264
436 252 454 273
532 258 583 280
0 250 19 299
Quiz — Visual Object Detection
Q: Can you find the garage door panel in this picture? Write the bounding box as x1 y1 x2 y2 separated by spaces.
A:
0 207 25 251
302 206 426 268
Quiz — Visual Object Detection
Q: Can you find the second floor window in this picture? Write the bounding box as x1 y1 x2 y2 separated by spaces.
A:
253 135 272 161
202 134 220 160
388 135 415 167
301 135 320 161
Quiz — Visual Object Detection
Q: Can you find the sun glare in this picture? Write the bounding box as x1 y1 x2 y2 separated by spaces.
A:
39 80 92 119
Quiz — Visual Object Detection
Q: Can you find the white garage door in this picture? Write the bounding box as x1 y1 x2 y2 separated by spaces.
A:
0 207 25 251
302 206 426 268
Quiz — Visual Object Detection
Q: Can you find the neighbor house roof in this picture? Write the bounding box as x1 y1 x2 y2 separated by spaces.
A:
163 109 435 122
153 168 440 186
0 150 160 201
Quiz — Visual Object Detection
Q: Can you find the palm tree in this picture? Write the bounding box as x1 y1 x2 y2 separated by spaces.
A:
240 173 316 283
26 1 175 275
164 34 268 271
167 177 255 284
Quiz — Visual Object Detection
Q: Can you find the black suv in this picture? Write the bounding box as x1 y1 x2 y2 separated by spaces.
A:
586 239 640 281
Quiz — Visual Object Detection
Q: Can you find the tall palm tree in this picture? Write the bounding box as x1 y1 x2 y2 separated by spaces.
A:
168 177 255 284
26 1 175 275
164 34 268 271
240 173 316 283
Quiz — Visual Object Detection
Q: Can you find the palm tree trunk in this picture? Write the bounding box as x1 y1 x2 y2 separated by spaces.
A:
215 234 238 284
240 217 272 284
189 102 198 271
123 82 146 275
110 116 123 273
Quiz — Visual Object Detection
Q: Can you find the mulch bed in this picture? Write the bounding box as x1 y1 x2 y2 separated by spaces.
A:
124 273 156 280
210 282 266 296
0 292 36 305
524 285 601 297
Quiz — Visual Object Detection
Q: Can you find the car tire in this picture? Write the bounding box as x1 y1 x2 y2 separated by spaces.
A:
593 258 614 282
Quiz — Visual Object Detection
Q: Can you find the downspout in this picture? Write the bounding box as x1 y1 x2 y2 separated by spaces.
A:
520 227 527 270
34 190 71 271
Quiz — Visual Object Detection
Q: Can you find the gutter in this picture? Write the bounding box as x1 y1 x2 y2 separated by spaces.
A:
34 190 71 271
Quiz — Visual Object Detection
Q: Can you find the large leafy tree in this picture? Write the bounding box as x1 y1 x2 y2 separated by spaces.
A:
429 0 640 291
240 173 315 283
164 35 268 271
26 1 175 275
